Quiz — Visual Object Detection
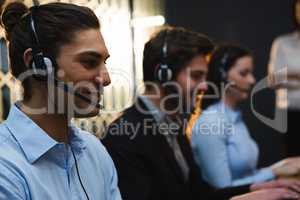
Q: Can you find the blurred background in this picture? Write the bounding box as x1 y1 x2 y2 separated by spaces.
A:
0 0 296 167
165 0 296 173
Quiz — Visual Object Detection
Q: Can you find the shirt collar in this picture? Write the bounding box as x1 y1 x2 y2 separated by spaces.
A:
4 104 86 164
68 124 87 153
139 95 165 123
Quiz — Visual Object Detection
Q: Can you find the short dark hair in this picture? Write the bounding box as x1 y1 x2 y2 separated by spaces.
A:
0 2 100 100
143 26 214 83
203 43 252 108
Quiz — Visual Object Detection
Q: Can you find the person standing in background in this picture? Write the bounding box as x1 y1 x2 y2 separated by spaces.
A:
268 0 300 156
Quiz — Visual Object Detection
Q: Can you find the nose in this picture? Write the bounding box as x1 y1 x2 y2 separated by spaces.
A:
95 66 111 87
248 74 256 85
198 81 208 92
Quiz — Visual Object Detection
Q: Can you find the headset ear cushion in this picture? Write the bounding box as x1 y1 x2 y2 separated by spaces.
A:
165 67 172 81
32 57 53 76
156 64 162 82
43 57 53 75
157 64 172 83
157 65 163 81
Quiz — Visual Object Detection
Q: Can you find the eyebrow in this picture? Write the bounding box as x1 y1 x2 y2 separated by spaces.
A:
190 69 206 74
77 51 110 60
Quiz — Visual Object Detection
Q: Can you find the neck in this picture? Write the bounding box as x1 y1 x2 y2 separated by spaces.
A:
143 88 162 110
20 99 70 143
144 86 181 121
223 93 238 110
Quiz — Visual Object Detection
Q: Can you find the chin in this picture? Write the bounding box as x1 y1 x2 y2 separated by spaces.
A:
73 100 101 118
72 97 102 118
74 107 100 118
241 92 249 100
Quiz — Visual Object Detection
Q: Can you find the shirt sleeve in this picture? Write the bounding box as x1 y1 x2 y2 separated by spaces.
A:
0 162 27 200
231 167 275 186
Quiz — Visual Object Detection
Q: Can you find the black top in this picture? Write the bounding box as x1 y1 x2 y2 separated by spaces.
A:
102 99 250 200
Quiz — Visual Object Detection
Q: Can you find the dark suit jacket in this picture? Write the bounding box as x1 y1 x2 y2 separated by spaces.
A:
102 99 250 200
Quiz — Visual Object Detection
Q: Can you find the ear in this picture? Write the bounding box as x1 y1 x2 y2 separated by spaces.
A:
23 48 33 68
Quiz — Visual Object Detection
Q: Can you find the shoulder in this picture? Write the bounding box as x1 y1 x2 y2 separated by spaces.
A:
0 122 28 168
193 102 230 130
0 122 11 146
0 124 28 198
192 103 231 141
272 32 297 47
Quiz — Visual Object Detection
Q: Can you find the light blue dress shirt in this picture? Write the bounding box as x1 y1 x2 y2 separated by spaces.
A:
0 104 122 200
191 101 275 188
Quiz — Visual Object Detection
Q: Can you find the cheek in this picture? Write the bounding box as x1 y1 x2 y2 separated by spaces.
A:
236 77 247 85
228 72 245 85
189 80 198 92
176 74 186 89
235 78 246 85
60 65 92 83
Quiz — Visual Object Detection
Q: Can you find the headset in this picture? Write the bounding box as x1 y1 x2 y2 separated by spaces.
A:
218 52 249 93
219 52 229 82
29 6 91 200
155 30 173 83
29 6 102 110
29 7 53 80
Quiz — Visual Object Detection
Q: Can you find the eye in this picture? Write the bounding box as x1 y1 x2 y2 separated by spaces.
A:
191 71 205 80
104 55 111 65
81 59 99 69
239 70 250 77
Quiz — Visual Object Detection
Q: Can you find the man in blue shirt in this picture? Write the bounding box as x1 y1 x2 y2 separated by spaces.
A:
0 2 121 200
0 105 120 199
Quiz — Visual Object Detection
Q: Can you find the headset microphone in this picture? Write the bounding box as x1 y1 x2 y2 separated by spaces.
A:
53 77 104 109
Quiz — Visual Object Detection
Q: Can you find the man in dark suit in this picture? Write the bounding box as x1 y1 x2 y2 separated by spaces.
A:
102 27 300 200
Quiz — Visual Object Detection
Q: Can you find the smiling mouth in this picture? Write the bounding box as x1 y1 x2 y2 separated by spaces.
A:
82 92 101 100
75 88 102 105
